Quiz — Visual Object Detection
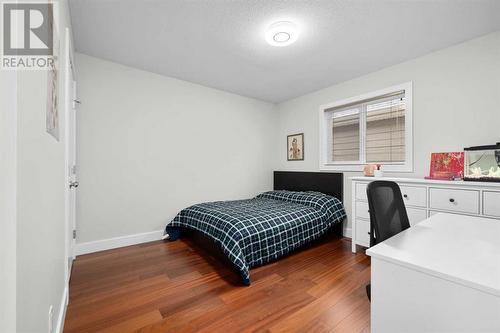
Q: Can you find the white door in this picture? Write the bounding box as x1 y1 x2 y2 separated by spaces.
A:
64 28 78 283
68 78 78 261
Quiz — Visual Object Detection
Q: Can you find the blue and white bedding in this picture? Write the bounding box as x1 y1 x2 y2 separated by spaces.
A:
165 190 346 284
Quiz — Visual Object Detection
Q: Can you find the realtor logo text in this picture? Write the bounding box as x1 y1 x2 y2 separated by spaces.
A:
1 2 56 70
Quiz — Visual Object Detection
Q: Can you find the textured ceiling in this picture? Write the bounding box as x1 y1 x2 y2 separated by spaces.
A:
69 0 500 103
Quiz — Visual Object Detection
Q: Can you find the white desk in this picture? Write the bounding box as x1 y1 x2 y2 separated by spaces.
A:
366 213 500 333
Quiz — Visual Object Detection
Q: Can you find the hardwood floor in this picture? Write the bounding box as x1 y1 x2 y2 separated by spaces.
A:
64 233 371 333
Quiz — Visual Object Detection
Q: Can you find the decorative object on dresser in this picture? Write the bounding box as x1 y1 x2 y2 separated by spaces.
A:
373 164 383 177
363 164 382 177
464 143 500 182
363 164 377 177
351 176 500 253
287 133 304 161
426 152 464 180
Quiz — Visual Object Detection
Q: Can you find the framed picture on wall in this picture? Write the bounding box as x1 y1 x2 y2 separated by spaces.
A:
287 133 304 161
46 2 59 141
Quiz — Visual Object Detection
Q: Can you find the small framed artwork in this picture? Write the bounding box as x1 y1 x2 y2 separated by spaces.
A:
287 133 304 161
46 2 59 141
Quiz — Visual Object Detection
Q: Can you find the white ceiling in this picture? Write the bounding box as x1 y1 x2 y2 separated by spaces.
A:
69 0 500 103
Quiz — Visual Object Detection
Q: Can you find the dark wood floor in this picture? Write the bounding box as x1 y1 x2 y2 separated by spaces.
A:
64 233 371 333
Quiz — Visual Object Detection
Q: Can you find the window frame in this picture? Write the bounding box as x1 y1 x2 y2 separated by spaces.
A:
319 82 413 172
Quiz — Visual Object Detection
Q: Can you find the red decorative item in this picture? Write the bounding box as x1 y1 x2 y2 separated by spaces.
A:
426 152 464 180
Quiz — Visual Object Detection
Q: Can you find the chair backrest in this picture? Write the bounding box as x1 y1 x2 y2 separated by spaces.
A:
366 181 410 246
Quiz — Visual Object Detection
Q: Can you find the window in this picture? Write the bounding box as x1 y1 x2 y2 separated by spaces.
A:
319 82 412 172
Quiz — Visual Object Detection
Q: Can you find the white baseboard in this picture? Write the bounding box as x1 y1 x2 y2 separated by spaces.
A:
55 285 68 333
75 226 350 256
343 227 352 238
75 230 164 256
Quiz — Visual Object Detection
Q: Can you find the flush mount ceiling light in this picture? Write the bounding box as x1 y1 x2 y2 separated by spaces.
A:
265 21 299 47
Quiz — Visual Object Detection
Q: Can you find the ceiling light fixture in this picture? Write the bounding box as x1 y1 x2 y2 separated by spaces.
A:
265 21 298 47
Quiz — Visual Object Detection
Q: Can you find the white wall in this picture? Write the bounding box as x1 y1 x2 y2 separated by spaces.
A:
15 1 74 331
0 70 17 333
275 31 500 234
75 54 277 243
75 31 500 245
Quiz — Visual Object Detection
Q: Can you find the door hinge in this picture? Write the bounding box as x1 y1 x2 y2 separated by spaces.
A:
73 230 76 239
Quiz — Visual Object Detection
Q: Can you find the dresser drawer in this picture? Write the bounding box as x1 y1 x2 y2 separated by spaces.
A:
355 201 370 219
483 191 500 218
429 188 479 214
355 219 370 246
400 185 427 208
406 207 427 226
355 182 368 201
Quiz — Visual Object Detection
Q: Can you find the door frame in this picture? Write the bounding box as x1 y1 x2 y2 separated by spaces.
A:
63 27 77 286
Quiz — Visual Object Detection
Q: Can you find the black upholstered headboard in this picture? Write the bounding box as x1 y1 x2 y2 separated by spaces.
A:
273 171 343 201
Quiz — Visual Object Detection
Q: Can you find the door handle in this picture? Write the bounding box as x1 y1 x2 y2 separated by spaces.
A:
69 181 79 189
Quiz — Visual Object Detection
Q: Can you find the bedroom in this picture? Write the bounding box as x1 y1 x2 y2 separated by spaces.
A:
1 0 500 332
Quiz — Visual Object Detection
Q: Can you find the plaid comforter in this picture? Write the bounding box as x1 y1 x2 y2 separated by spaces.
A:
165 191 346 284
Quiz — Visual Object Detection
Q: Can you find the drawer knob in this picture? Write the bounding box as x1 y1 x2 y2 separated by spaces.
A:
449 198 455 203
403 194 408 199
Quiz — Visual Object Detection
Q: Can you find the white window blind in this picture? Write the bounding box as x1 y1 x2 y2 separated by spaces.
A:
366 93 405 163
326 89 406 165
331 107 360 162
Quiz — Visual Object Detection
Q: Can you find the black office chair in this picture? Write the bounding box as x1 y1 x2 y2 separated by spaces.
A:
365 181 411 301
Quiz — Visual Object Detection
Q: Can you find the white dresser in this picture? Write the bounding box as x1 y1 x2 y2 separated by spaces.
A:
351 176 500 253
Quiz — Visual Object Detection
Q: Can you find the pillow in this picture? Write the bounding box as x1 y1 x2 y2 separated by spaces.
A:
256 190 342 215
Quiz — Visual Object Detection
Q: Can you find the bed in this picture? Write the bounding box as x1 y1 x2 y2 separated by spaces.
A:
165 171 345 285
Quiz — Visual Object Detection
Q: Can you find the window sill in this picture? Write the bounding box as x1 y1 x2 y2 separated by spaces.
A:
319 163 413 173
